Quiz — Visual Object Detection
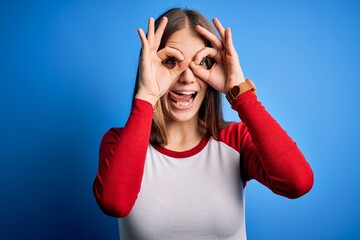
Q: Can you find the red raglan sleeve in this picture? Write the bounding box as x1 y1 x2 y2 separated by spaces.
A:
93 99 154 217
233 91 314 199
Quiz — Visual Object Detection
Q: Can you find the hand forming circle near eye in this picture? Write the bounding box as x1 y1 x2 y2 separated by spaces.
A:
190 18 246 93
135 17 191 107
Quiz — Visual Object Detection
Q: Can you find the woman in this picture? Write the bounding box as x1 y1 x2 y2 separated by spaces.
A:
93 7 314 240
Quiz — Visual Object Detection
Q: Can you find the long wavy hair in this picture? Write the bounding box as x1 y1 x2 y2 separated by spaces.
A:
132 8 226 145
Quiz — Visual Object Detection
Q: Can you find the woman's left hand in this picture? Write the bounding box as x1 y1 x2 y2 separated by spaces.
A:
190 18 245 93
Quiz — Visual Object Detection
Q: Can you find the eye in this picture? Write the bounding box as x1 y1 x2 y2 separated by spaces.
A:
162 57 179 69
199 57 214 69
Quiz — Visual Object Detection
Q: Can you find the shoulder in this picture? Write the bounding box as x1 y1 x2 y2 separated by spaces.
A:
100 127 124 146
99 127 124 156
103 127 123 139
218 122 250 153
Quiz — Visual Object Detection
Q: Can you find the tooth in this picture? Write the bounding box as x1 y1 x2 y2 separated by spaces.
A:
176 98 193 106
177 91 195 95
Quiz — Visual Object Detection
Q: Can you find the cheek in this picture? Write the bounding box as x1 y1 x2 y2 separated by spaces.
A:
197 78 208 96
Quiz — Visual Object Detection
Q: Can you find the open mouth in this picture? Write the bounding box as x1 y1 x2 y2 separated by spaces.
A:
169 91 198 107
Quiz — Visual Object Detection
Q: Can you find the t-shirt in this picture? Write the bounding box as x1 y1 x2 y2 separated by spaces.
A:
93 91 314 240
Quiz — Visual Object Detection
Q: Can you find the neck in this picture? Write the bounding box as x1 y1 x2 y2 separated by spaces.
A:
164 117 205 152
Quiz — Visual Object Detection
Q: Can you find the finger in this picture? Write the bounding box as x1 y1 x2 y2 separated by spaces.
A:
163 58 192 87
154 17 168 49
171 57 193 79
195 25 223 50
157 47 185 61
147 17 155 44
189 61 211 82
213 18 226 40
193 47 219 64
225 27 238 57
137 28 149 49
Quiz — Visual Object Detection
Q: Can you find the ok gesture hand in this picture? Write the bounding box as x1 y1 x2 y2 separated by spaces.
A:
136 17 190 107
190 18 246 93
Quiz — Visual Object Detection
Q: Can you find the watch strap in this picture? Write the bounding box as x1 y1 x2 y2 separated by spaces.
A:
226 78 256 104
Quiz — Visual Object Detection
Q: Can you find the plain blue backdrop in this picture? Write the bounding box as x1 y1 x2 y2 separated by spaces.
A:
1 0 359 239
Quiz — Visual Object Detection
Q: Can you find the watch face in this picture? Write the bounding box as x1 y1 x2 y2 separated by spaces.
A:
232 85 241 96
227 79 256 104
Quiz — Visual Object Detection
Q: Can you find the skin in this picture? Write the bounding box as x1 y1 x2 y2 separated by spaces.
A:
159 27 209 151
135 16 246 151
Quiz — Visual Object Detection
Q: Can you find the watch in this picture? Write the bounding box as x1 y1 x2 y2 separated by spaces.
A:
226 78 256 104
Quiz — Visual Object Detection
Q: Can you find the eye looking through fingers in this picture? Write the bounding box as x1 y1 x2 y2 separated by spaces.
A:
199 57 215 70
162 57 179 69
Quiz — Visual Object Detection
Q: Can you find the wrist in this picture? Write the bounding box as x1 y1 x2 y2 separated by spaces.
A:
227 80 245 93
135 91 159 108
226 72 246 92
226 78 256 104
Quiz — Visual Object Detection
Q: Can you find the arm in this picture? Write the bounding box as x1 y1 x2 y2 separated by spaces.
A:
191 18 313 198
235 91 314 199
93 99 153 217
94 16 190 217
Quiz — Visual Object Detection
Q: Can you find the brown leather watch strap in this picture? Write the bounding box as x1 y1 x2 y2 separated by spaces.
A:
226 78 256 104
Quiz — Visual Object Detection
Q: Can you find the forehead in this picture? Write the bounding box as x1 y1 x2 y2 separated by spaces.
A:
164 27 205 58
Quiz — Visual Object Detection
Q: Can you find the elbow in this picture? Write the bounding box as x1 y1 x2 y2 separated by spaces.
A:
285 167 314 199
97 198 133 218
93 179 133 218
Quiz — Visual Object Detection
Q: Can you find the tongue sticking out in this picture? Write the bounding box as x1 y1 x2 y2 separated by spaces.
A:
169 91 193 101
169 91 196 107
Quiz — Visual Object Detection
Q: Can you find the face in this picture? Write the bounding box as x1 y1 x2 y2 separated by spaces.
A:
161 27 211 124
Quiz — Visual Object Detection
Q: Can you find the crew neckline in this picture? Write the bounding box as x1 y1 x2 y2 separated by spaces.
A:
151 134 211 158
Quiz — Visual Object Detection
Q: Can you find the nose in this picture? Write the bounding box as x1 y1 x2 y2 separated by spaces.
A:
178 67 196 84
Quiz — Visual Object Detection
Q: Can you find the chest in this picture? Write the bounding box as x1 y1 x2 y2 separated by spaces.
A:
119 139 246 240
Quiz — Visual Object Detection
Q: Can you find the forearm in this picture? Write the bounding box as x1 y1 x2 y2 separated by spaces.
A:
93 98 154 217
234 91 314 198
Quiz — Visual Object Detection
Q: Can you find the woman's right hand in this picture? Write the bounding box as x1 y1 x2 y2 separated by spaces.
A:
135 17 190 107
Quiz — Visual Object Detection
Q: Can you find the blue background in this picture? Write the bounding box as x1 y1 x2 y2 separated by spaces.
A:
1 0 359 239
